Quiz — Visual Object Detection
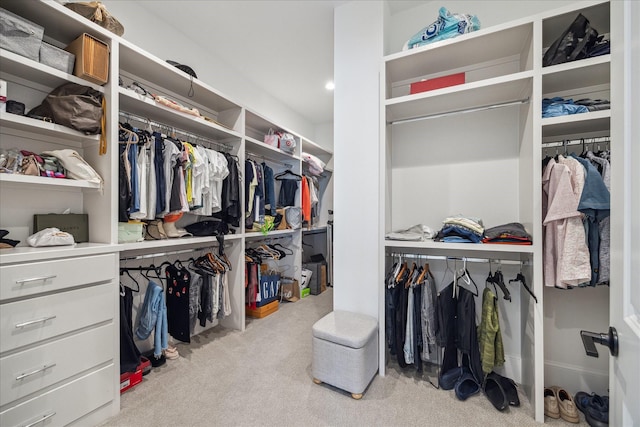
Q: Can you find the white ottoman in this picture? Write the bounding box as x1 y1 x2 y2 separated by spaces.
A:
312 310 378 399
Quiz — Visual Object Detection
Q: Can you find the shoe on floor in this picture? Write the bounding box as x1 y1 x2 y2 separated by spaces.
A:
484 372 508 411
455 369 481 401
491 372 520 406
440 366 464 391
575 391 609 427
552 386 580 423
544 387 560 419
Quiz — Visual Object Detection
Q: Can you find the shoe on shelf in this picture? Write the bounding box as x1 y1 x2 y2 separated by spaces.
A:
552 386 580 423
484 372 508 411
544 387 560 419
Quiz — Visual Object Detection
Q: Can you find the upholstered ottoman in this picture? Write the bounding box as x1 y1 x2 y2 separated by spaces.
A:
312 310 378 399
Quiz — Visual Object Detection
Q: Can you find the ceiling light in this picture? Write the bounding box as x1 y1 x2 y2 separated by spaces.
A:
325 81 335 91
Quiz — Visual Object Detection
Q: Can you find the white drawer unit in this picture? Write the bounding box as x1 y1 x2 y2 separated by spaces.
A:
0 283 114 354
0 323 114 406
0 254 116 301
0 364 115 427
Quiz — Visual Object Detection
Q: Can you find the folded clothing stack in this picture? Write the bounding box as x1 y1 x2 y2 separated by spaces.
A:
436 215 484 243
482 222 532 245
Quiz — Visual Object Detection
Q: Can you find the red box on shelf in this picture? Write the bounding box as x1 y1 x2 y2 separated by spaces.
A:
410 72 465 94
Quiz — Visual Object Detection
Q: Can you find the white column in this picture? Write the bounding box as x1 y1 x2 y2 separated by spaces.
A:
333 1 384 318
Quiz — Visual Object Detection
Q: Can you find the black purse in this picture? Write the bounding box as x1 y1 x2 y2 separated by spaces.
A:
543 14 599 67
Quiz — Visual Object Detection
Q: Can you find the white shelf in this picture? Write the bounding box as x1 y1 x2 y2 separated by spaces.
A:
118 40 241 116
244 229 297 239
385 21 533 85
0 243 117 265
0 173 101 189
0 111 100 145
0 49 105 92
0 0 115 45
301 138 333 159
385 71 533 124
117 234 242 254
542 55 610 95
245 136 300 164
384 239 534 254
542 109 611 138
118 88 242 141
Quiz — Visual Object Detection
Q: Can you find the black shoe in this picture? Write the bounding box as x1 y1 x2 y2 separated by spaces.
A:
491 372 520 406
484 372 508 411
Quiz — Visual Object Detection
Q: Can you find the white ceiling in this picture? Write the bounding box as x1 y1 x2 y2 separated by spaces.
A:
135 1 347 126
134 1 426 127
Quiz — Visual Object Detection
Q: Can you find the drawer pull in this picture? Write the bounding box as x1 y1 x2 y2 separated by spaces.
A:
14 315 57 329
21 411 56 427
16 363 56 381
15 275 57 285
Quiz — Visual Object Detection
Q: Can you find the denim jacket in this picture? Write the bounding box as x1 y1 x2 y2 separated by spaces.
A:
135 280 168 357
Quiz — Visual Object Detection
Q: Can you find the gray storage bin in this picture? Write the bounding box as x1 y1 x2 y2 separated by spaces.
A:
40 42 75 74
0 7 44 61
304 262 327 295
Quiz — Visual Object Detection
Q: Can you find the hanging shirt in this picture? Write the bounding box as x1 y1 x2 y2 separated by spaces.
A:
191 144 207 211
301 176 311 222
587 152 611 284
161 138 181 216
130 143 149 220
542 158 590 288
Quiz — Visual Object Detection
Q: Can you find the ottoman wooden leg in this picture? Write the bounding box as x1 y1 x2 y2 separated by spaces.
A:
351 393 363 400
313 378 322 384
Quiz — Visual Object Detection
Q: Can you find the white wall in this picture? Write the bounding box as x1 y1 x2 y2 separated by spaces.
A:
386 0 577 55
101 1 318 142
333 1 384 319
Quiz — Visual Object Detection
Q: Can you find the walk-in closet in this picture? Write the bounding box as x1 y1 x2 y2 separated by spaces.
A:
1 0 638 426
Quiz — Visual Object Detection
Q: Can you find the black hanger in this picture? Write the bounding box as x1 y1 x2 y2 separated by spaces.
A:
487 270 511 302
510 272 538 304
275 169 302 181
273 243 293 256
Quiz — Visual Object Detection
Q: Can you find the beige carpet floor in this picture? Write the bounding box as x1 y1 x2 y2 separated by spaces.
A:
100 288 588 427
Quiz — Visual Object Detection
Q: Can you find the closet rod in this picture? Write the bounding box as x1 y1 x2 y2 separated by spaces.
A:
246 151 294 169
387 252 525 266
389 97 530 125
246 234 294 244
120 244 230 262
119 111 233 152
541 136 610 148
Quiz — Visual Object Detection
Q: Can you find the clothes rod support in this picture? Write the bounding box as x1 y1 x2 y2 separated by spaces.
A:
387 252 527 266
119 111 233 152
390 97 530 125
120 245 229 262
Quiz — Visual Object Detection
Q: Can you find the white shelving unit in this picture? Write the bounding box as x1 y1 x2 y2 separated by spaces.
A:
381 0 611 423
0 0 333 424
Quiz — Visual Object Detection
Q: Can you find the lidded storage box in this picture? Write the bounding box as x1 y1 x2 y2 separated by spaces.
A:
40 42 75 74
0 7 44 61
65 33 109 85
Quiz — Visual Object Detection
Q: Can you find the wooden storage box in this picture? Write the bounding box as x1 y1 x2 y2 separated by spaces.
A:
64 33 109 85
246 300 279 318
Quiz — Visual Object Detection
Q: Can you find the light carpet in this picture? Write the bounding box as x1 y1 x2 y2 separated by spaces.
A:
100 288 587 427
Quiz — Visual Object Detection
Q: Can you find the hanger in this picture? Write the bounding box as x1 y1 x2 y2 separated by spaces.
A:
275 169 302 181
509 270 538 303
120 268 140 292
454 259 479 297
486 269 511 302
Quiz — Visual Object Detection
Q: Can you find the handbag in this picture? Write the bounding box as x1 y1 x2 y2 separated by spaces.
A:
27 227 75 247
278 132 297 153
264 128 279 148
543 14 598 66
28 83 104 135
41 149 103 185
284 207 302 230
64 1 124 36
